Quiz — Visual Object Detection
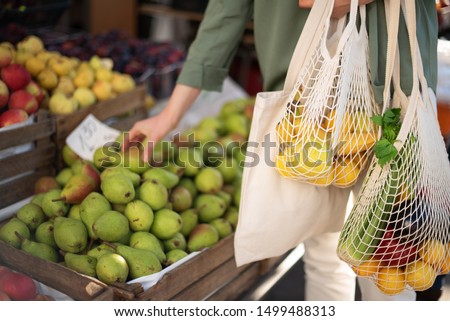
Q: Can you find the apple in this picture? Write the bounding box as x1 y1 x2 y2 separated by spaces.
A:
0 80 9 108
0 271 37 300
0 109 28 128
0 46 13 68
1 63 31 91
373 230 418 267
25 81 45 105
17 35 44 55
8 90 39 115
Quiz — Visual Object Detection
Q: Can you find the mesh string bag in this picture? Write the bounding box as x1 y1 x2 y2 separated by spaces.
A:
275 0 379 188
337 0 450 296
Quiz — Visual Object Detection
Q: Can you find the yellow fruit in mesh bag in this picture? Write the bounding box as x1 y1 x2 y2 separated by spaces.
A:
439 248 450 274
419 239 447 266
405 260 437 291
288 137 332 178
352 260 381 277
308 167 334 186
333 158 360 188
376 267 406 295
275 152 297 178
337 132 377 155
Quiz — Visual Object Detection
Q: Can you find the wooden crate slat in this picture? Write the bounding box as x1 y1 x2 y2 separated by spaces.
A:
0 111 54 150
137 235 235 301
206 263 261 301
0 241 108 300
0 168 55 208
170 259 249 301
0 143 55 181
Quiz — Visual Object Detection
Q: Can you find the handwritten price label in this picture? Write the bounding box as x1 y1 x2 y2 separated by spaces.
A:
66 114 121 161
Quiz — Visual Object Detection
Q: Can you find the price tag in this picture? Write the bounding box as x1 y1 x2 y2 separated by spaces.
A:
66 114 121 161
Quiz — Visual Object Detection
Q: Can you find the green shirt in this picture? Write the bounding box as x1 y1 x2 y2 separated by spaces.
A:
177 0 438 104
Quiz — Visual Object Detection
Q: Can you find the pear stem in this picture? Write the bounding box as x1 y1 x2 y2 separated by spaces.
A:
14 231 25 242
103 241 117 250
52 197 66 203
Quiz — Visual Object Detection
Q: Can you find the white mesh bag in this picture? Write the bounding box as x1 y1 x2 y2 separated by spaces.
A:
275 0 379 188
337 0 450 296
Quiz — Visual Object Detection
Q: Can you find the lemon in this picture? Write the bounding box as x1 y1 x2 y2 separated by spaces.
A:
275 153 297 178
337 132 377 155
333 158 360 188
289 138 332 178
405 260 437 291
352 260 381 277
419 239 447 266
376 267 406 295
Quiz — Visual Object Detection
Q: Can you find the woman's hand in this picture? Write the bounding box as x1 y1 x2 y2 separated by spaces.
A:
123 84 201 162
299 0 375 18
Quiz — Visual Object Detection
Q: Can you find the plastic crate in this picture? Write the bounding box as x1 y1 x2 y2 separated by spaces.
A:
0 0 70 28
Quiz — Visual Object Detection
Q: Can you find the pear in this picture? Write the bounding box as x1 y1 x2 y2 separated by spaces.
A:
79 192 111 239
178 177 198 200
224 113 250 138
223 206 239 229
164 162 184 177
124 200 154 232
31 193 45 208
217 157 239 183
210 218 233 239
117 230 132 245
169 186 192 212
233 185 241 208
41 189 69 219
198 117 225 135
59 174 96 204
64 253 97 277
0 218 31 248
138 179 168 211
150 209 182 240
165 249 188 266
101 174 135 204
93 144 121 170
92 211 129 242
100 167 140 188
175 148 203 177
62 145 81 167
195 194 227 223
163 232 186 252
129 231 166 263
216 190 232 207
16 232 59 262
53 217 88 253
109 243 162 279
35 221 57 248
96 253 129 284
179 209 199 237
142 168 179 189
67 204 81 220
87 243 115 259
72 162 101 190
187 224 219 252
194 167 223 194
17 203 46 231
55 167 73 186
121 147 149 174
112 203 126 213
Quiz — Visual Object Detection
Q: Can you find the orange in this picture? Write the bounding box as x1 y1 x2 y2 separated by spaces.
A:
419 239 446 266
376 267 406 295
405 260 437 291
352 260 381 277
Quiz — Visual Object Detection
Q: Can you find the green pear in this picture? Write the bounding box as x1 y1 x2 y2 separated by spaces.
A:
0 218 31 248
142 168 179 189
198 116 225 135
124 200 154 232
87 243 114 259
41 189 69 219
55 167 73 186
194 167 223 194
68 204 81 220
169 186 192 212
101 175 135 204
100 167 140 188
210 218 233 239
17 203 46 231
219 99 246 119
64 253 97 277
178 177 198 200
150 209 182 240
187 224 219 252
112 203 126 213
92 211 129 242
200 141 225 167
195 194 227 223
233 185 241 208
122 147 149 174
163 232 186 252
113 243 162 279
117 230 132 245
224 113 250 138
216 190 232 208
129 231 166 263
80 192 111 239
217 157 239 183
138 179 168 211
165 249 188 266
179 209 199 237
163 162 184 177
93 144 121 170
96 253 129 284
175 148 203 177
62 144 81 167
35 221 57 248
53 217 88 253
60 174 96 204
17 233 59 262
223 206 239 229
31 193 45 207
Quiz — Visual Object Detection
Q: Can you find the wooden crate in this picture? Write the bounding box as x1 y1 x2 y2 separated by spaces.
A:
0 110 56 209
0 233 278 301
53 85 148 169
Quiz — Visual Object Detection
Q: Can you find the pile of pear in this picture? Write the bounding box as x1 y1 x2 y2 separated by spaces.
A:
0 97 254 286
2 35 136 115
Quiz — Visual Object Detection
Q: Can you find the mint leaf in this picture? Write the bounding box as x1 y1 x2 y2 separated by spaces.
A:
371 115 383 127
374 139 398 166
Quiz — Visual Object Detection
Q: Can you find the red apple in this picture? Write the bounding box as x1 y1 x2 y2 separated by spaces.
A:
9 89 39 115
0 266 12 280
0 80 9 108
25 81 45 105
0 271 37 300
0 109 28 128
0 46 13 68
1 63 31 91
0 291 11 301
373 230 418 267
